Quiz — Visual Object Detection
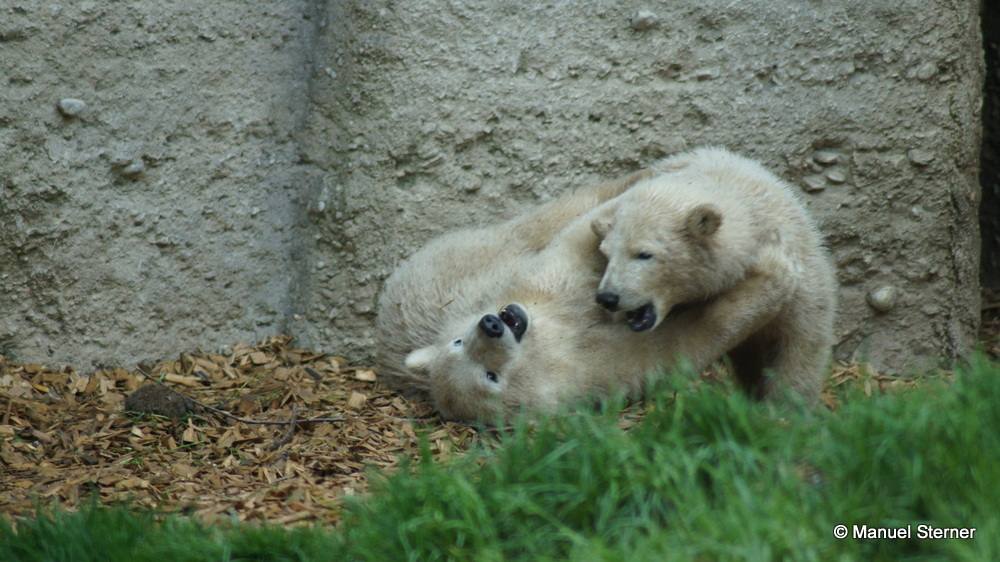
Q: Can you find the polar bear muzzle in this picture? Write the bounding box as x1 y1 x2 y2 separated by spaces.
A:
625 304 657 332
499 303 529 342
477 303 529 343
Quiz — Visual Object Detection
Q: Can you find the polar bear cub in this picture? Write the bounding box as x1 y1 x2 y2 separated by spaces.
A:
591 147 837 402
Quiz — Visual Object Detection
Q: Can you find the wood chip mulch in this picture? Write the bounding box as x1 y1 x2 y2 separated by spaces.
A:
0 335 479 527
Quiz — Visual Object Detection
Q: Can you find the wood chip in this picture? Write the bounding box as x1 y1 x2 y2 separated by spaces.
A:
347 391 367 410
249 352 270 365
163 373 202 387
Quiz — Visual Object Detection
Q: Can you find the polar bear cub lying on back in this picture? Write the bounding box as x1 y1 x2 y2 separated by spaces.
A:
591 147 837 402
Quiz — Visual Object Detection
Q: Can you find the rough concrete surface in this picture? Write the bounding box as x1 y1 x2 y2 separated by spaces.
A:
0 1 986 374
1 2 316 368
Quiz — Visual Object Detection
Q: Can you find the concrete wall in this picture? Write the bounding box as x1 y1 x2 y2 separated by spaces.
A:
0 0 984 374
1 1 317 368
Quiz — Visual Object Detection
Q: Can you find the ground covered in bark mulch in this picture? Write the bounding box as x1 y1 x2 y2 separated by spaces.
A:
2 294 998 527
0 336 479 527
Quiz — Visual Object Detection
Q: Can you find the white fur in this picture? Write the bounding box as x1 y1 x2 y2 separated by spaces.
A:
593 147 837 402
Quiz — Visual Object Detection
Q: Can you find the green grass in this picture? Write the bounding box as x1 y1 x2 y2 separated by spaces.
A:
4 356 999 561
0 503 346 562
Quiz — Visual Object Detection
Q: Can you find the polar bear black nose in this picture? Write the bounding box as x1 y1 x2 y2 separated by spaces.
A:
596 292 620 311
479 314 505 338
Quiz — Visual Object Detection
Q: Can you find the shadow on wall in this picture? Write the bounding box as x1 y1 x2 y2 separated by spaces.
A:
981 2 1000 289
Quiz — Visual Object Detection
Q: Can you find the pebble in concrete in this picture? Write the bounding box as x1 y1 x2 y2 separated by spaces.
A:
867 285 898 313
812 149 842 165
631 10 659 31
824 166 848 184
908 149 934 167
803 174 827 193
57 98 86 117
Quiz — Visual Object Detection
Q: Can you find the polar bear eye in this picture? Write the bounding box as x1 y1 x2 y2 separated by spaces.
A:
452 339 463 346
485 371 499 383
636 251 653 260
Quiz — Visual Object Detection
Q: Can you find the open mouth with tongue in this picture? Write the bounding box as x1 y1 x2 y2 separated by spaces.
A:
625 304 657 332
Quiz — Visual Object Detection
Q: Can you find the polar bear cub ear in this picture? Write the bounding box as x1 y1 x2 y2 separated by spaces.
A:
686 203 723 241
405 346 437 375
591 200 619 239
591 216 612 239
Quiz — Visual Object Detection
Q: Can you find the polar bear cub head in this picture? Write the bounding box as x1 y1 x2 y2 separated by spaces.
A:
592 190 723 333
591 158 764 332
404 302 569 421
591 147 789 335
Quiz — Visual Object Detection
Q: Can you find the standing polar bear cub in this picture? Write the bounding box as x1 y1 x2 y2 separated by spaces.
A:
592 147 837 402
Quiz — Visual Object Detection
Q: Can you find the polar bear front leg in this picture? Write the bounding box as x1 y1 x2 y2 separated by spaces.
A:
675 243 800 372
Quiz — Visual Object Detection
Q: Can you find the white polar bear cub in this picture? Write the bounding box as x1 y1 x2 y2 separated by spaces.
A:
592 147 837 402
